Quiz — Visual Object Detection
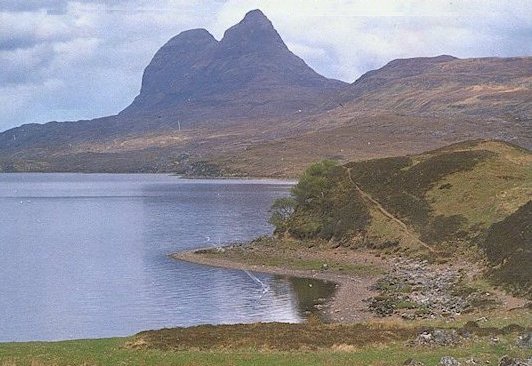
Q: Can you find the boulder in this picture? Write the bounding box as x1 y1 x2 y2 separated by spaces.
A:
498 355 532 366
516 332 532 348
439 356 461 366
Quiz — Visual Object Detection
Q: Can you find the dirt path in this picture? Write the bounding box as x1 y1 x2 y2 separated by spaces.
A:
346 168 436 253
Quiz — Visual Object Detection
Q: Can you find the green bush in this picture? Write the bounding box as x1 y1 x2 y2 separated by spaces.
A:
270 160 370 241
480 201 532 298
269 197 296 233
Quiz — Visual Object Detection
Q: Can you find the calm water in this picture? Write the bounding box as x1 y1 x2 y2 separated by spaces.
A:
0 174 333 342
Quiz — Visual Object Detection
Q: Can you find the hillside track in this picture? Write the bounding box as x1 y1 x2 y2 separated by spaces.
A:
346 167 436 253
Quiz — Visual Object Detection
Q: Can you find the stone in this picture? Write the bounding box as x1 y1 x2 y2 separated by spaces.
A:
432 329 461 346
439 356 461 366
414 329 462 346
498 355 531 366
516 332 532 348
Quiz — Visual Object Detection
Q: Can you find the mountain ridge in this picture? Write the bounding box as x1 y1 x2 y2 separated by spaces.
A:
0 9 530 175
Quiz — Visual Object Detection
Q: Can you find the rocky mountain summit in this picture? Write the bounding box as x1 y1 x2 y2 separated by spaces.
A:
122 9 346 124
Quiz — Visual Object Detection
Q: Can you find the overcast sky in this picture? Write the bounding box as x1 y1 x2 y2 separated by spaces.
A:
1 0 530 132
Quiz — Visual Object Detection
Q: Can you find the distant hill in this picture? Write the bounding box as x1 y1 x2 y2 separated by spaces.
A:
333 55 531 119
275 140 531 296
0 9 530 175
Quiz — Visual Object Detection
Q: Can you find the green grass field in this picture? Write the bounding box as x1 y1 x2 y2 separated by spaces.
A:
1 334 530 366
1 312 531 366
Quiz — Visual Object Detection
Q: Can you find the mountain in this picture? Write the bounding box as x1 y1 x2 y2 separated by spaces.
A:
122 9 345 123
220 55 531 177
334 55 531 119
0 10 345 143
273 140 531 296
0 9 530 175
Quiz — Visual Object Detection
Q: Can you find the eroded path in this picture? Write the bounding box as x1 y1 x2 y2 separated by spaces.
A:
346 167 436 253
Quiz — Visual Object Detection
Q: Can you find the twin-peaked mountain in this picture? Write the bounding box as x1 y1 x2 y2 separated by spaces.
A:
123 9 346 122
0 9 530 175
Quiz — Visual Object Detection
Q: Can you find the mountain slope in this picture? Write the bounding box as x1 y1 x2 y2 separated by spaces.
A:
0 9 530 175
335 55 532 119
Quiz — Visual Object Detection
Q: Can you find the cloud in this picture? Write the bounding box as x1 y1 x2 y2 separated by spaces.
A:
0 0 68 13
0 0 530 132
211 0 532 80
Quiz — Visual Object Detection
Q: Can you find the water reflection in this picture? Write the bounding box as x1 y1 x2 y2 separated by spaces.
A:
272 276 337 321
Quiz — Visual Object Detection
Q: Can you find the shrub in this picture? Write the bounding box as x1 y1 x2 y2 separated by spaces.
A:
270 160 370 241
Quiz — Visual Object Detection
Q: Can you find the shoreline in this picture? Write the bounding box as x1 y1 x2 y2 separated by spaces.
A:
171 248 381 323
0 171 298 181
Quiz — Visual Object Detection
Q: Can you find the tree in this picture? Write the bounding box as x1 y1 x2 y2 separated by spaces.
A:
269 160 339 236
268 197 296 233
269 159 370 240
290 160 338 208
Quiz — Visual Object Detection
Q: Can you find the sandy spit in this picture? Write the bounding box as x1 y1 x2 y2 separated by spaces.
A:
171 249 380 323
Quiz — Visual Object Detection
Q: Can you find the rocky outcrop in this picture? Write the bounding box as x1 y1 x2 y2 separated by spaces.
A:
368 259 498 319
516 332 532 349
498 355 532 366
413 329 464 347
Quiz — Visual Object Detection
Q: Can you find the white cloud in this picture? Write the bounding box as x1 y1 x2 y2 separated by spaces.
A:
0 0 530 131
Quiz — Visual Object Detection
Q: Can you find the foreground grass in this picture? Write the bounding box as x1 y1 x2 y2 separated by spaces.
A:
1 312 530 366
1 336 530 366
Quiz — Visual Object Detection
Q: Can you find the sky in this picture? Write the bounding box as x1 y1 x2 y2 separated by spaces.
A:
0 0 531 132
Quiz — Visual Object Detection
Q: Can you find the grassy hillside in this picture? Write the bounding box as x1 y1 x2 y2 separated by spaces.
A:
273 140 531 295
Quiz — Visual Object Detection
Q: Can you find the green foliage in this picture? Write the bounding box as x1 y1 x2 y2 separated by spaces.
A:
480 200 532 298
270 160 370 241
291 159 339 207
269 197 296 232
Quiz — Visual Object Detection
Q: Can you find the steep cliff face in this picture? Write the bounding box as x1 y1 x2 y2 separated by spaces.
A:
129 28 219 111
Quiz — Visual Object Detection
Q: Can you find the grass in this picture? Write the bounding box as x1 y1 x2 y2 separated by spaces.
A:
480 201 532 297
343 140 531 248
426 147 532 231
1 314 531 366
200 239 384 277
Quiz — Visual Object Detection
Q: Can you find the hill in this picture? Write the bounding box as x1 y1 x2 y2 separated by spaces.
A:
0 10 530 175
272 140 531 296
336 55 531 119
